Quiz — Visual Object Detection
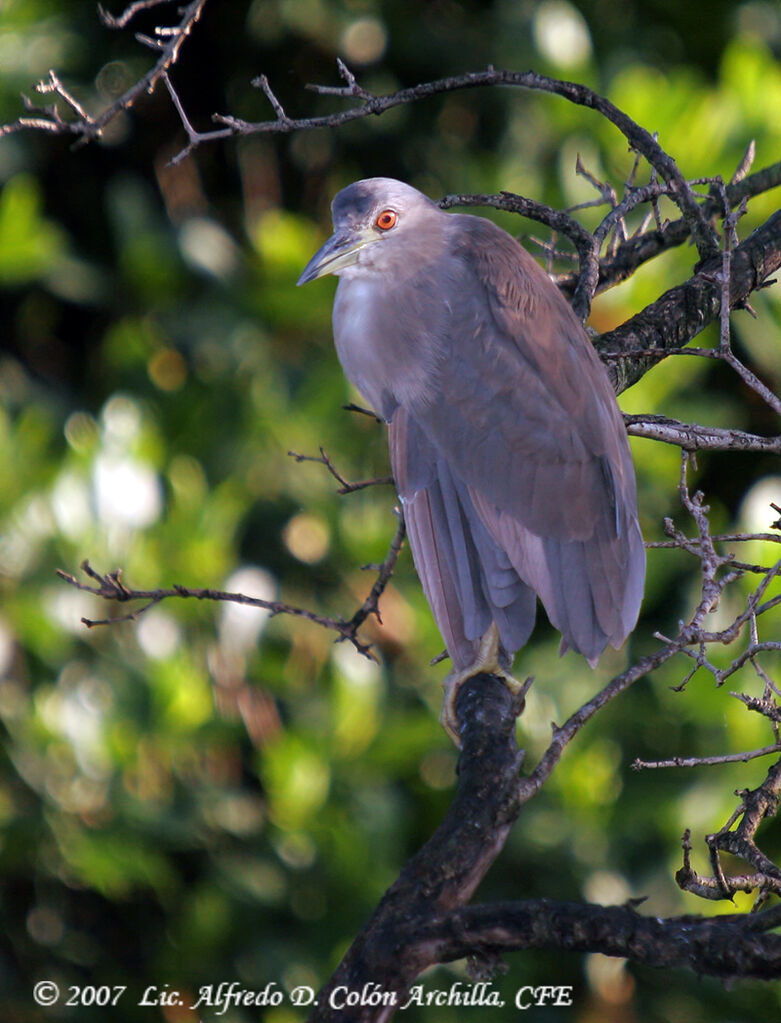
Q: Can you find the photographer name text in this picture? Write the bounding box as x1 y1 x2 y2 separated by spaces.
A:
34 979 574 1013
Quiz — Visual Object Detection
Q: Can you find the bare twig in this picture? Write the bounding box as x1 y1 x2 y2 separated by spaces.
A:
619 456 781 910
733 692 781 721
287 447 393 494
58 510 405 660
526 453 781 802
1 0 207 146
98 0 175 30
303 65 721 260
633 746 781 770
342 402 382 420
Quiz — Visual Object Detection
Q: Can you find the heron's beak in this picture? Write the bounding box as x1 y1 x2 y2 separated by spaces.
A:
297 226 376 285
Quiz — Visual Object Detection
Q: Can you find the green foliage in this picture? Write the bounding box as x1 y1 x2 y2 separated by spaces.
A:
0 174 65 284
1 2 780 1021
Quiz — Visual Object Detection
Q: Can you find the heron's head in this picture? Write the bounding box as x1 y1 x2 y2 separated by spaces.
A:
297 178 442 285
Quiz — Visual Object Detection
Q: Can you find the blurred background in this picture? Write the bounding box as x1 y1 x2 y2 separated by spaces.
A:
0 1 780 1020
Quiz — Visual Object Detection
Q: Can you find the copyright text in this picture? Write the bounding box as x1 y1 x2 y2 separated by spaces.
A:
33 979 575 1013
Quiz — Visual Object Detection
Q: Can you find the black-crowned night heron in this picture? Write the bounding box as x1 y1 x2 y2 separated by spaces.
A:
298 178 645 743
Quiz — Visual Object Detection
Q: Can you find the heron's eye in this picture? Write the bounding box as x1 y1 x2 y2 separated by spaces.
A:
375 209 397 231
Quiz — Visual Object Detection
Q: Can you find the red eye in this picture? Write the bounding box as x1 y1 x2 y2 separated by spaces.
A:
375 209 397 231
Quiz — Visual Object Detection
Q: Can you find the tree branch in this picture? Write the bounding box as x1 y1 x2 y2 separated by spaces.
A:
557 159 781 297
439 190 599 320
3 18 768 293
57 508 405 661
0 0 207 146
308 662 781 1021
287 447 393 494
675 755 781 904
623 414 781 453
308 673 526 1022
426 900 781 981
633 746 781 770
601 209 781 393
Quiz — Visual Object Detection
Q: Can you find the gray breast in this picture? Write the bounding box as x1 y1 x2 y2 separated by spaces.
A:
333 274 449 421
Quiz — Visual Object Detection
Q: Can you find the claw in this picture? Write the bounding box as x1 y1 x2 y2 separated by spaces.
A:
440 624 526 745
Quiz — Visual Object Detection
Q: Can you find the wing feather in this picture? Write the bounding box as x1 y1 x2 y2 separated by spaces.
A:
389 409 537 667
399 215 645 659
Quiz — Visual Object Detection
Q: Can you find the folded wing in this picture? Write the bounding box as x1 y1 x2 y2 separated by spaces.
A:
388 214 645 669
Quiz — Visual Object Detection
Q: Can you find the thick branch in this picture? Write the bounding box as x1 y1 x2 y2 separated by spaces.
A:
424 901 781 981
623 414 781 453
310 670 781 1021
601 209 781 393
309 674 524 1022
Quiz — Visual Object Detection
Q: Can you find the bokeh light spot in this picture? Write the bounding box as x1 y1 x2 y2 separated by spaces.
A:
533 0 592 68
219 566 277 653
282 512 330 564
94 455 163 529
340 17 387 65
148 347 187 391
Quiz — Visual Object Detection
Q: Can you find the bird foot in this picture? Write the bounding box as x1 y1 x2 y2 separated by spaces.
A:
440 624 525 746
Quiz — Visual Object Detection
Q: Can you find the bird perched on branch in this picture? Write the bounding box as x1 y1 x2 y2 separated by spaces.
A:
298 178 645 743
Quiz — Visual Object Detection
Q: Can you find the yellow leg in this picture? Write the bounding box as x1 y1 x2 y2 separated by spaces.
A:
440 623 525 745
